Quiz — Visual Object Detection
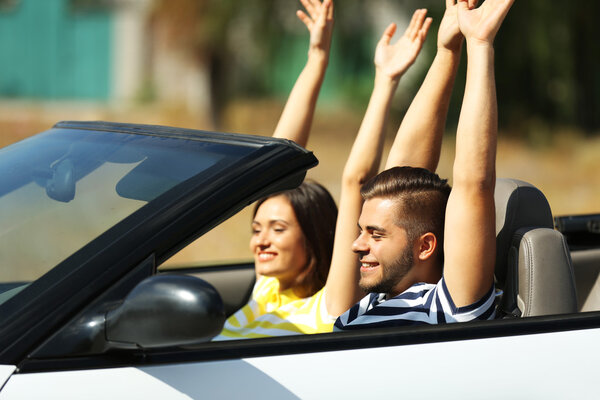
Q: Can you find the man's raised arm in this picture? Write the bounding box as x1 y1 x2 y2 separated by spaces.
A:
443 0 514 307
385 0 467 172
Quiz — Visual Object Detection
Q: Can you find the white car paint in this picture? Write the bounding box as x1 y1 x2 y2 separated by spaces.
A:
0 367 193 400
1 327 597 399
0 366 15 392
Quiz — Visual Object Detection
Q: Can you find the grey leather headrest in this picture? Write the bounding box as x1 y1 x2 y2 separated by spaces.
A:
505 228 577 316
494 178 554 288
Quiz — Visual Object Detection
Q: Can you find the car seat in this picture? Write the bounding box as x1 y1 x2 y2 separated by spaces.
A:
494 178 577 317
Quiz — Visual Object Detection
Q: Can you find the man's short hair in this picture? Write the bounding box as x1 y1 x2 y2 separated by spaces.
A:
361 166 451 264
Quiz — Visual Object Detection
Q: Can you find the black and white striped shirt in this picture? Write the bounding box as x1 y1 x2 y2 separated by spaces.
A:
334 277 496 330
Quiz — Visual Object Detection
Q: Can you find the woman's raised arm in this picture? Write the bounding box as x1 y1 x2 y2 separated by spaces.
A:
325 10 432 316
272 0 334 148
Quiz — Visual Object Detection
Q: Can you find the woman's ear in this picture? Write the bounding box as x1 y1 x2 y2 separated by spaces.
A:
417 232 437 261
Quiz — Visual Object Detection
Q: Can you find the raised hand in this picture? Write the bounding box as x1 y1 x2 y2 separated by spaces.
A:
297 0 334 58
374 9 433 81
272 0 333 148
457 0 514 45
438 0 477 52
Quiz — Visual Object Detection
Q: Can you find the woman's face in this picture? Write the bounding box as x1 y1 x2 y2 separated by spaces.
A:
250 195 308 290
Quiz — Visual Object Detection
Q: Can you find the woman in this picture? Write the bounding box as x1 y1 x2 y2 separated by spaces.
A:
215 181 338 339
216 2 436 339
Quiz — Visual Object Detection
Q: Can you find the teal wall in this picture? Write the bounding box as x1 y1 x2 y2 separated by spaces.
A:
0 0 112 100
266 32 375 106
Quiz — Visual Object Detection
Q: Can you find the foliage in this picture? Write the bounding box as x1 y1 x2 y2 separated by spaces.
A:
151 0 600 137
495 0 600 136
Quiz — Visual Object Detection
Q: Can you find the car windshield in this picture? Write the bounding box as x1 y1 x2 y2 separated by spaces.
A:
0 127 255 296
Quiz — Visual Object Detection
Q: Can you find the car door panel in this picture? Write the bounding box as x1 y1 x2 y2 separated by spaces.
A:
3 328 598 399
0 367 193 400
0 366 15 390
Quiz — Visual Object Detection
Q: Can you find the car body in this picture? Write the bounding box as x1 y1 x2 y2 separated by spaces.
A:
0 121 599 399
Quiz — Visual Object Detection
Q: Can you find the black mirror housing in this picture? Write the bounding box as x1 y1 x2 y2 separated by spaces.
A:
106 275 226 349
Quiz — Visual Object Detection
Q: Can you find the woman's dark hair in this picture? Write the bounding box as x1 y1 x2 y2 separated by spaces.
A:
253 181 338 298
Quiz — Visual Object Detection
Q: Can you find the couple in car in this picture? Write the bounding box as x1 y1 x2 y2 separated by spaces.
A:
215 0 513 340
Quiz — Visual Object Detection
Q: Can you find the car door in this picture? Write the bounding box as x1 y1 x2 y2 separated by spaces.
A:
2 315 600 399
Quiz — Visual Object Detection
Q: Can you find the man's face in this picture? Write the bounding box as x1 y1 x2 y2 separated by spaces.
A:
352 197 414 297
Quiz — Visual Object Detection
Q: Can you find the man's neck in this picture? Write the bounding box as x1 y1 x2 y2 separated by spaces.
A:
386 262 442 298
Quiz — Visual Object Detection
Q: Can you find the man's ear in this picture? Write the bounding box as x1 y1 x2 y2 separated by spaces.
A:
416 232 437 261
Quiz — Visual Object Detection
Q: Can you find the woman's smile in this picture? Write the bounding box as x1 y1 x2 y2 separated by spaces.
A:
250 195 308 289
257 251 277 262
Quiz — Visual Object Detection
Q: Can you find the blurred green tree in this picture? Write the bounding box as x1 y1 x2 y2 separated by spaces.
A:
489 0 600 137
150 0 378 125
150 0 600 137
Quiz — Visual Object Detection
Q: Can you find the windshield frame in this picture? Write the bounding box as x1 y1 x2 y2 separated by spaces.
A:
0 121 317 364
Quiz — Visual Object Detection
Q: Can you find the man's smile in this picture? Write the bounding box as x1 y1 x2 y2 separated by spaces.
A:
360 258 380 271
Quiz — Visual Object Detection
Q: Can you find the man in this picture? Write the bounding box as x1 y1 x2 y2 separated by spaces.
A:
335 0 514 330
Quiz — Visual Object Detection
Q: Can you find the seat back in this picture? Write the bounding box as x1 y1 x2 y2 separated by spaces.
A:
494 179 577 317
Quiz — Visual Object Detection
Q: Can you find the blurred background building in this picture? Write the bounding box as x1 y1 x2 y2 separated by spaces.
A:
0 0 147 101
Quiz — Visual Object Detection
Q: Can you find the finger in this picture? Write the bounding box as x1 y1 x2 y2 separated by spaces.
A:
457 0 469 12
379 23 397 46
419 17 433 41
310 0 324 12
326 0 334 21
403 9 419 39
316 0 328 28
300 0 318 20
405 9 420 39
309 0 326 18
446 0 455 8
468 0 477 9
296 10 313 30
409 9 427 41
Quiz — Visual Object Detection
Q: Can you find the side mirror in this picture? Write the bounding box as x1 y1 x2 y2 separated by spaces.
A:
106 275 226 349
31 275 226 358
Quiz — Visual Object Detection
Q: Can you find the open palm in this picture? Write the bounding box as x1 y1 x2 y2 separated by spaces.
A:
374 9 432 80
438 0 476 52
297 0 334 55
457 0 514 44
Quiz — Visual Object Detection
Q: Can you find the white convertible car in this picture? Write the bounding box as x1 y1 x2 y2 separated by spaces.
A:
0 122 598 399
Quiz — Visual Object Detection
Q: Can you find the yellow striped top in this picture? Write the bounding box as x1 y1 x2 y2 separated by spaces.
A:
214 276 335 340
